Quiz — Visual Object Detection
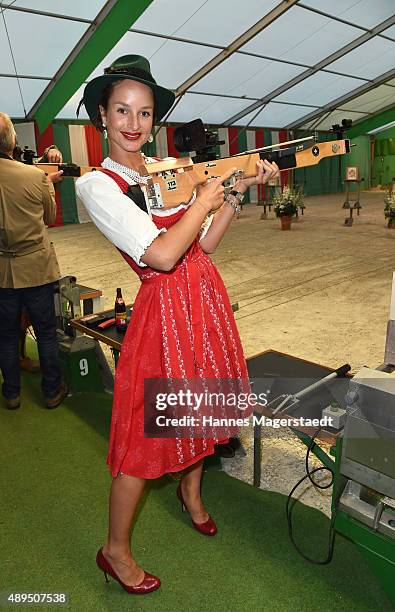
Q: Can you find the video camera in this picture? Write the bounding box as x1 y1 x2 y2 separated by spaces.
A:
13 145 37 164
173 119 224 163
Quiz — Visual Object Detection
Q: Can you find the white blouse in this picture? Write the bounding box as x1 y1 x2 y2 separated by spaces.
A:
76 163 213 268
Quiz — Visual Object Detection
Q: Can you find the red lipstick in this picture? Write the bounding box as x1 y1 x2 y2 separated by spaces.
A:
121 131 141 141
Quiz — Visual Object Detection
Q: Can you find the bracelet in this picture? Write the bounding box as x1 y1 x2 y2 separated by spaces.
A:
225 193 242 215
229 189 245 204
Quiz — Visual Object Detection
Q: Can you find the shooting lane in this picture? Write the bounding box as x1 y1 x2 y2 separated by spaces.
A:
1 2 395 611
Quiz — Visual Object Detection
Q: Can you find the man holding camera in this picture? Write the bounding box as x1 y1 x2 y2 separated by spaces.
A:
0 112 67 410
17 143 63 373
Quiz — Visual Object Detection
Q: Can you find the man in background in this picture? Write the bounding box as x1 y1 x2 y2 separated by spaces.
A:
0 112 67 410
17 143 64 373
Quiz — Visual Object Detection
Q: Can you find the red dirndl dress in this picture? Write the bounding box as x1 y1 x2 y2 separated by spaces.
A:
107 208 250 479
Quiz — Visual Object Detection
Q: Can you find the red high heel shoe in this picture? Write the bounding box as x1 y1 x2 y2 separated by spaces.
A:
176 485 217 536
96 548 160 594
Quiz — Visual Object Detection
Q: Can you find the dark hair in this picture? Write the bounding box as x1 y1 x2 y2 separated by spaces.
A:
93 80 121 131
93 79 156 131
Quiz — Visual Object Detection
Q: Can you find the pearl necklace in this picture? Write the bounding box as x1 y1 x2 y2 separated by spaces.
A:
101 156 150 184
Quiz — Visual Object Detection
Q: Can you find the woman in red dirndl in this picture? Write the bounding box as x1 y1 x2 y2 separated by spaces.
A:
76 54 279 595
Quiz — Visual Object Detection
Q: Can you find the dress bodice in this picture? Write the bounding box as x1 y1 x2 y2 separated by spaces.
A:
118 207 203 281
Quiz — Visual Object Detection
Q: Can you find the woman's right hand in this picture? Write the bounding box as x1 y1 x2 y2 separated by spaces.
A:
195 167 237 213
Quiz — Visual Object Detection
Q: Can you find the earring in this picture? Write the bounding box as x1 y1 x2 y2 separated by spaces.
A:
102 125 108 140
147 133 154 143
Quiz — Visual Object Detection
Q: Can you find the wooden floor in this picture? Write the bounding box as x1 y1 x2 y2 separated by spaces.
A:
51 190 395 373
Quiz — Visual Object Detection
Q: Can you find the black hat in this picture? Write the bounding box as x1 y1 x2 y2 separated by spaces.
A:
81 55 175 122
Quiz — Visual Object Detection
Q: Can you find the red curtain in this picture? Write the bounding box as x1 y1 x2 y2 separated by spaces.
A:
255 130 266 201
84 125 103 166
228 127 239 157
166 126 179 158
279 129 289 187
34 122 54 157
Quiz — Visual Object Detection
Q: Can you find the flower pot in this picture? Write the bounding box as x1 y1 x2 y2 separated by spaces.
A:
280 215 292 230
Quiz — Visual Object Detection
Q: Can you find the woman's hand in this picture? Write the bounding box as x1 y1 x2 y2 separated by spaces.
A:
236 159 280 193
195 167 237 213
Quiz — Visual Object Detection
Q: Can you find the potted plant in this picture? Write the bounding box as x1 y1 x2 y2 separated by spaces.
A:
272 186 299 230
384 187 395 228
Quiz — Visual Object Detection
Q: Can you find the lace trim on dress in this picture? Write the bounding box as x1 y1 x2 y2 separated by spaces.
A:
199 214 214 241
135 226 167 267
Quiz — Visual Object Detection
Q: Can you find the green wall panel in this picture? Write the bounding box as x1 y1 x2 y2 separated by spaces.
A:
35 0 154 132
294 133 345 196
346 134 371 191
348 106 395 139
372 126 395 187
52 124 79 224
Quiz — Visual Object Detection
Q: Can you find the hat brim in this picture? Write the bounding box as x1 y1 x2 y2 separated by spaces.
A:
83 74 175 123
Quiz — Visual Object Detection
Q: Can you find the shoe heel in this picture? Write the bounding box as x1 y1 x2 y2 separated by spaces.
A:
96 547 160 594
176 484 217 536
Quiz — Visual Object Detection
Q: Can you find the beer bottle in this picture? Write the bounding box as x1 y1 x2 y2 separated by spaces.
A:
115 288 127 332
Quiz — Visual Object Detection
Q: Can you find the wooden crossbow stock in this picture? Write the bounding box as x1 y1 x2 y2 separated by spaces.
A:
36 136 350 213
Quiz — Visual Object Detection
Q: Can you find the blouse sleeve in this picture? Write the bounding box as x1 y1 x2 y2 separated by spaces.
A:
75 171 166 267
199 213 214 240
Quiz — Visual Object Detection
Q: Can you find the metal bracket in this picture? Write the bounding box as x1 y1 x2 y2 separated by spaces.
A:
384 320 395 366
146 179 164 210
384 273 395 366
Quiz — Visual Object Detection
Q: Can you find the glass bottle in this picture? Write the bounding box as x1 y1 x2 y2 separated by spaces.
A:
115 287 127 333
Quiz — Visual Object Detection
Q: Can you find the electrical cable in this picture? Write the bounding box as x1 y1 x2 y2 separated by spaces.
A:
149 0 210 61
1 8 27 116
305 427 333 490
285 426 336 564
306 111 332 133
0 1 18 14
228 103 268 148
150 0 211 142
152 93 185 140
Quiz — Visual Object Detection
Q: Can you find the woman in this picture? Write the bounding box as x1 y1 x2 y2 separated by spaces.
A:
76 55 279 595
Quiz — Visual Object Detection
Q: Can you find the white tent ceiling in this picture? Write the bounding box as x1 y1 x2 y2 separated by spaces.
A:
1 0 394 130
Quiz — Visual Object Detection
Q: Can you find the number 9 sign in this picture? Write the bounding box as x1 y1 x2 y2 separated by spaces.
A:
79 358 89 377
